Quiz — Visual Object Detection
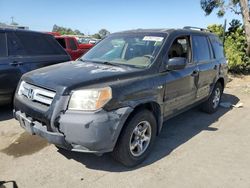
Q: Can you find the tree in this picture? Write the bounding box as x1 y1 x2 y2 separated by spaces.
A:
228 19 242 33
92 33 101 39
207 24 224 39
98 29 110 38
74 29 82 35
208 20 250 73
200 0 250 56
52 24 84 35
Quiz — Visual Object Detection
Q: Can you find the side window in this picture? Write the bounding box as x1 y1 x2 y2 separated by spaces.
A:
7 32 26 56
0 33 7 57
15 32 66 56
209 36 225 59
168 36 191 62
192 35 211 62
56 38 66 48
68 39 77 50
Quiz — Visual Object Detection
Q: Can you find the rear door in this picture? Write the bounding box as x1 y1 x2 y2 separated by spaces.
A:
1 31 70 102
192 35 218 100
209 35 227 78
12 31 70 72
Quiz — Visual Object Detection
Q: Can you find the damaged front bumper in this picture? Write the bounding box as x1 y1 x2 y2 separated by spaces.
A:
14 107 133 154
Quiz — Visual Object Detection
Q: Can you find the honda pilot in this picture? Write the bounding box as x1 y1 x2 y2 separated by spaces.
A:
14 27 228 167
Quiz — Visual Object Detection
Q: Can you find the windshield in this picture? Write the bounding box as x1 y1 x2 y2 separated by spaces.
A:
81 33 165 68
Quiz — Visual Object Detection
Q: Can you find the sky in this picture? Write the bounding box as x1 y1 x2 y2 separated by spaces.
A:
0 0 242 34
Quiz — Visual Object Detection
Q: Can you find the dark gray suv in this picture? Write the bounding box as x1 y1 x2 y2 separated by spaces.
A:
14 27 228 167
0 29 70 105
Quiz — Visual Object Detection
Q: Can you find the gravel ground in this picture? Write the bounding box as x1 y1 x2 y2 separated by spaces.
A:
0 75 250 188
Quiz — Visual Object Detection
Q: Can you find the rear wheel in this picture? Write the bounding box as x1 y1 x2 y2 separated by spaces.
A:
201 82 223 114
112 110 157 167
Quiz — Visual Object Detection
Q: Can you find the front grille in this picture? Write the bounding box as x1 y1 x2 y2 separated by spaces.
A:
18 81 56 106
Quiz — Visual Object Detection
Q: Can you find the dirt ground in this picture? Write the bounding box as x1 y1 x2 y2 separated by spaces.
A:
1 75 250 188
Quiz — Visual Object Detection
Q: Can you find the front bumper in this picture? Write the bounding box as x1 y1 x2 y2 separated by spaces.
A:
14 107 133 154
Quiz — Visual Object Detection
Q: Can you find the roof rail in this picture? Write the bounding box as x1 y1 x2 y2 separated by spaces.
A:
183 26 211 33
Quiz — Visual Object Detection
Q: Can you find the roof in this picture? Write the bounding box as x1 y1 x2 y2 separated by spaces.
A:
0 28 50 36
114 27 215 36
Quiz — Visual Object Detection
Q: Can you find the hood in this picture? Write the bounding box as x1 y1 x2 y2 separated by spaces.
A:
23 61 142 93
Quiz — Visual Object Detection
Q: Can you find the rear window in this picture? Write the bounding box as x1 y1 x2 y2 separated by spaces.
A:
209 36 225 59
7 32 26 56
192 35 211 62
9 32 66 56
68 38 77 50
0 33 7 57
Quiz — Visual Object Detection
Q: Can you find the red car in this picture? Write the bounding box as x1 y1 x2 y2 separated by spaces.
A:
55 36 93 60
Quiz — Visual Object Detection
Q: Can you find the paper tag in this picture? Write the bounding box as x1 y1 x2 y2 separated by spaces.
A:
143 36 164 42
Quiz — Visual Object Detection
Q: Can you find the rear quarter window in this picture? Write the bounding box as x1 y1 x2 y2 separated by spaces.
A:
56 38 66 48
0 33 7 57
209 36 225 59
15 32 67 56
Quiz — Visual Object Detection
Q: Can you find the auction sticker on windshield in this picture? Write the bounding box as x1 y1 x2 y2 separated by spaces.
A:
143 36 164 42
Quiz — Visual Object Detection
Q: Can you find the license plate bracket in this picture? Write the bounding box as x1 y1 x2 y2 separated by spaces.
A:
18 114 34 134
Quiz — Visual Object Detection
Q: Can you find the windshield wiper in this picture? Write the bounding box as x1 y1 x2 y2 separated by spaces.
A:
78 59 118 66
78 58 86 62
102 61 120 67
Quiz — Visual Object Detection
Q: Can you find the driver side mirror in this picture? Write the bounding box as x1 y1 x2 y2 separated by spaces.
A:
167 57 187 71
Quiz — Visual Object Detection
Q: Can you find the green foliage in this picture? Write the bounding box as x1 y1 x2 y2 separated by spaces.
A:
52 24 84 35
92 33 101 39
98 29 110 38
200 0 221 15
200 0 241 17
208 20 250 73
207 24 224 39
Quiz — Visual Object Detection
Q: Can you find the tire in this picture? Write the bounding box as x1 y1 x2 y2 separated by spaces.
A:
112 109 157 167
201 82 223 114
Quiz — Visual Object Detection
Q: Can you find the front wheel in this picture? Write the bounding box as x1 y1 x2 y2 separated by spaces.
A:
201 82 223 114
112 110 157 167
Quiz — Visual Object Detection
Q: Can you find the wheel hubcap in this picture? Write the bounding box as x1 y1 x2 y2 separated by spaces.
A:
129 121 152 157
213 88 221 108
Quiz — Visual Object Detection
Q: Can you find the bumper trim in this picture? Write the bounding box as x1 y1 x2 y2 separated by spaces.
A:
15 111 71 149
14 107 133 154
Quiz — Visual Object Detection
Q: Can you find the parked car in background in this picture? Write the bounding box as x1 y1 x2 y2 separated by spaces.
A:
55 36 93 60
14 27 228 167
0 28 70 105
46 32 61 36
78 37 99 45
77 37 96 52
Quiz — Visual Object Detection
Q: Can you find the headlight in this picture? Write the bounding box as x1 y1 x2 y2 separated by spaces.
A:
17 81 25 95
68 87 112 111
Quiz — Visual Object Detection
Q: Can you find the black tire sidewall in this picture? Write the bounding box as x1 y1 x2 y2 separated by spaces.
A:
204 82 223 113
211 82 223 109
113 110 157 167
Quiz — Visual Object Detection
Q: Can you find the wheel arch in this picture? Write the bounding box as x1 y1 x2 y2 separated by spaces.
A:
123 101 163 136
217 77 225 91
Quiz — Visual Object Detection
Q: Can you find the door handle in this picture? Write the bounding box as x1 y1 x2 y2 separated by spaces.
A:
191 70 199 77
10 61 23 66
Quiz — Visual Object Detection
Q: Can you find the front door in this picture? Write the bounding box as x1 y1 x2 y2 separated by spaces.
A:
162 35 198 117
67 38 80 60
0 31 23 104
